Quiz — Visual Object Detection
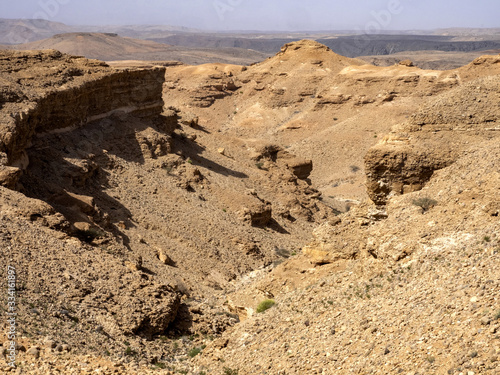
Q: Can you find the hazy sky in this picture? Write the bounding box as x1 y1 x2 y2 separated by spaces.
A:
1 0 499 31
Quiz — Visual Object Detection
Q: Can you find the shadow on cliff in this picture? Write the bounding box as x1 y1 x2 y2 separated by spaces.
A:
171 132 248 179
18 113 174 250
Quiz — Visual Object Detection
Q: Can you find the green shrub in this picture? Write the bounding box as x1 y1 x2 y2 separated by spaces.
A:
188 347 202 358
256 299 275 313
412 197 438 211
124 346 135 356
154 362 167 369
223 368 239 375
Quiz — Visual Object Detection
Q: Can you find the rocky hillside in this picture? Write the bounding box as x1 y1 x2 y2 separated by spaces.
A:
0 42 499 374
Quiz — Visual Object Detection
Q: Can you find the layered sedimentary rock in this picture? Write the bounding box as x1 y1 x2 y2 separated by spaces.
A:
0 49 183 338
0 49 171 185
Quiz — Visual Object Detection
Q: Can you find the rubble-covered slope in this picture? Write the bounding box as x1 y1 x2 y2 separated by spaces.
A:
197 140 500 375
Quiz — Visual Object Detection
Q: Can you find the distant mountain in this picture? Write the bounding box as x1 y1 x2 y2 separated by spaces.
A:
17 32 174 60
83 24 202 39
3 18 500 61
0 19 200 45
0 18 74 44
435 27 500 37
12 32 268 65
150 33 500 58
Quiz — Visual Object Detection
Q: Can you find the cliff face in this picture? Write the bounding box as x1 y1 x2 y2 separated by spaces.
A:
0 49 170 186
0 50 186 340
364 73 500 205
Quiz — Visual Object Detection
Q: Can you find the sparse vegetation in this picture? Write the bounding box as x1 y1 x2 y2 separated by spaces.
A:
223 368 239 375
483 235 491 243
255 162 264 170
349 165 360 173
256 299 276 313
412 197 438 211
188 347 202 358
154 362 167 369
495 310 500 320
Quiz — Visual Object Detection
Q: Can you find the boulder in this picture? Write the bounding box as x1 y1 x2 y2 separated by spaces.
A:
240 202 273 227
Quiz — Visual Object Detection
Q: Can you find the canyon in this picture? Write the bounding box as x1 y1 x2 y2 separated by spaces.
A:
0 40 499 374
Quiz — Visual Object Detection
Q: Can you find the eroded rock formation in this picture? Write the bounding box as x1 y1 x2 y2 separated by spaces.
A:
0 49 173 186
365 73 500 205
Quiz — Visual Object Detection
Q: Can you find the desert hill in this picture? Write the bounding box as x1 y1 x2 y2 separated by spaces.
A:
161 40 499 207
0 41 499 374
12 32 269 65
18 32 174 59
0 18 73 44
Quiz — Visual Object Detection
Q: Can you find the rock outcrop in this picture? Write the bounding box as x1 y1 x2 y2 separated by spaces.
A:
365 74 500 205
0 49 172 186
0 50 183 342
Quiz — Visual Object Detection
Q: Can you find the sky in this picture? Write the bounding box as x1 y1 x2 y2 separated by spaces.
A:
1 0 499 31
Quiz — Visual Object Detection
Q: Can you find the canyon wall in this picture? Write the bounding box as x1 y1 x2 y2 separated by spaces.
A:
0 50 172 187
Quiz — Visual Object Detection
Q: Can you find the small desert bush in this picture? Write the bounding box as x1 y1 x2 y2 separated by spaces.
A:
188 347 202 358
223 368 239 375
412 197 438 211
256 299 275 313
